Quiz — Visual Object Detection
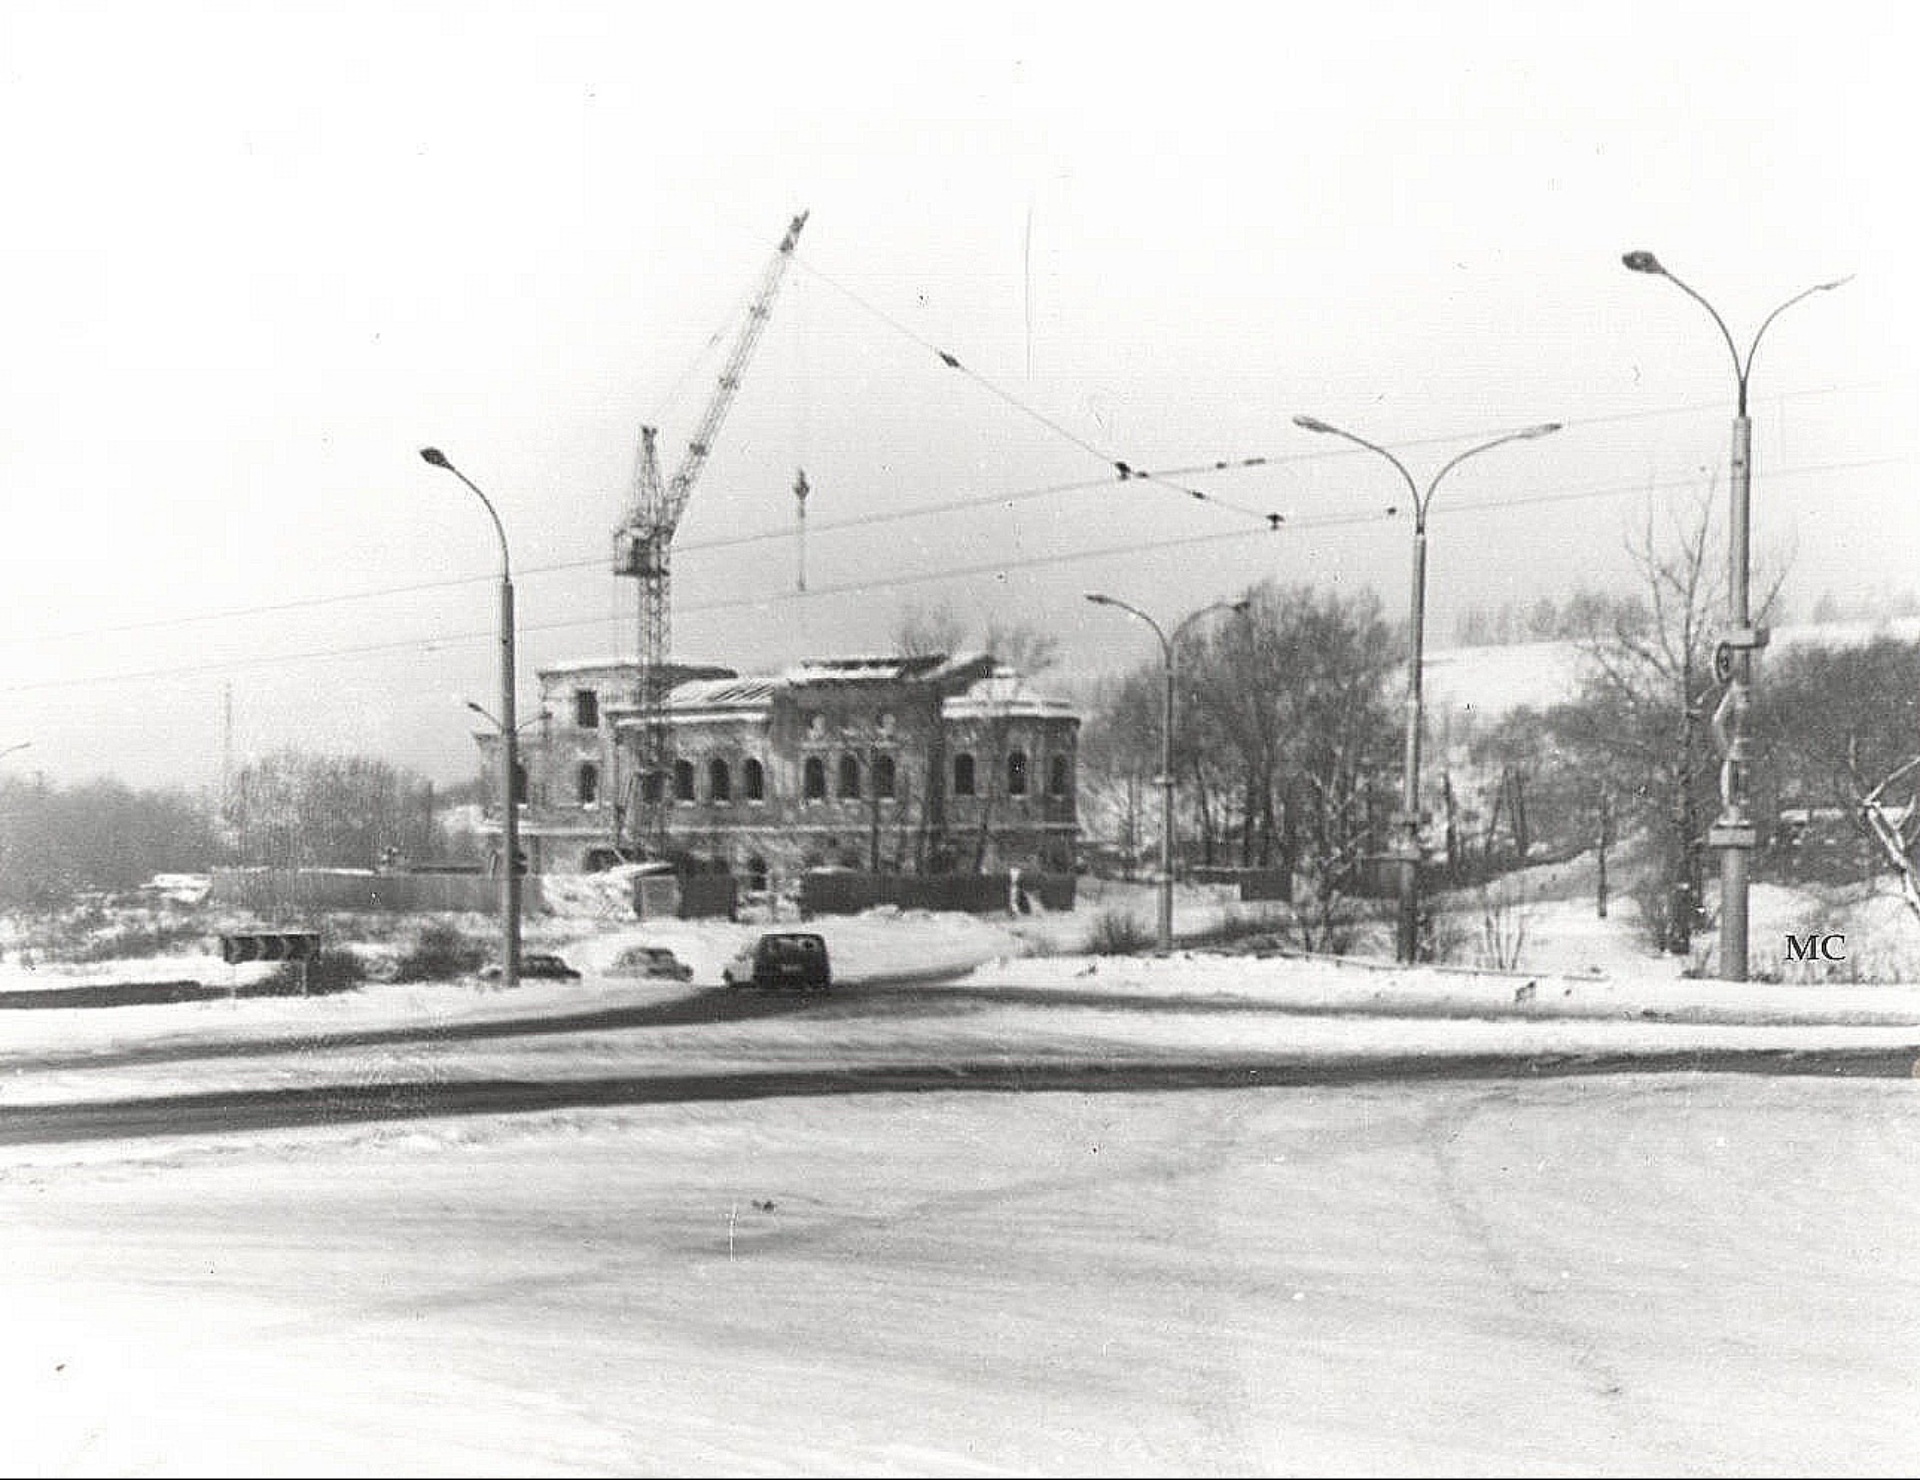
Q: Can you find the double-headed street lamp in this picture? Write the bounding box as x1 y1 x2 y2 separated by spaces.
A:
420 447 522 989
1084 592 1251 953
1622 251 1851 982
1293 415 1562 963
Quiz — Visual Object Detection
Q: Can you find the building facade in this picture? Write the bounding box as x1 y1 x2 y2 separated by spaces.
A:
472 653 1079 881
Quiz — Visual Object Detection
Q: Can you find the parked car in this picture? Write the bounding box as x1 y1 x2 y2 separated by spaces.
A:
479 952 581 982
721 932 832 991
609 944 695 982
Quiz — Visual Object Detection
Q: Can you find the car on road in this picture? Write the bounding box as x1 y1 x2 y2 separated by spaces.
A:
479 952 582 983
609 944 695 982
721 932 832 992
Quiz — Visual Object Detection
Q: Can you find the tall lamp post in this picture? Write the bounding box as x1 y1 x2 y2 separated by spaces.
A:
420 447 521 989
1621 251 1850 981
1293 415 1562 963
1084 592 1251 953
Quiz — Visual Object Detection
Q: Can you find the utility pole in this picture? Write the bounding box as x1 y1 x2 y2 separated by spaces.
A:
1622 251 1850 979
420 448 522 989
1085 593 1251 953
1294 415 1561 963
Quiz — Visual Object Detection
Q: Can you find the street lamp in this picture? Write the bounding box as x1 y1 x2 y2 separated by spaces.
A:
1084 592 1252 953
1294 414 1562 963
420 447 522 989
1622 251 1851 981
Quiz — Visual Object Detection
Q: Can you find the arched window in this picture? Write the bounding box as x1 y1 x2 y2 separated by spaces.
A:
838 753 862 799
673 758 695 802
640 772 663 804
803 756 827 800
743 757 766 801
576 762 599 806
953 753 976 796
873 753 897 800
1049 754 1070 797
1007 749 1029 797
746 854 769 890
708 758 732 803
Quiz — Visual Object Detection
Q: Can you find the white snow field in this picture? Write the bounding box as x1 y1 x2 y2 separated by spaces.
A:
4 1079 1917 1477
4 879 1920 1476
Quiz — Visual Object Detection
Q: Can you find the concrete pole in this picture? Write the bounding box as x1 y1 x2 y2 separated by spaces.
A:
1621 252 1848 982
422 447 521 990
1159 648 1176 954
1720 412 1753 980
1397 525 1429 963
500 572 523 989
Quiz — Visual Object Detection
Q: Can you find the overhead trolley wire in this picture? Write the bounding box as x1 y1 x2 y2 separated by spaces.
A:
13 438 1909 648
790 253 1284 527
6 449 1906 697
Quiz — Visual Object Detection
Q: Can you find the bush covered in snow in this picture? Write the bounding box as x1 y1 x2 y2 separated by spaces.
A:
393 922 490 982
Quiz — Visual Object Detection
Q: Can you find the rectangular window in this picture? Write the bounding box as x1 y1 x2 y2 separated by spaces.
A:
574 689 599 729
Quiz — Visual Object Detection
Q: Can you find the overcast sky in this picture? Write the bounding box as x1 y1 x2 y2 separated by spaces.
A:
2 1 1912 790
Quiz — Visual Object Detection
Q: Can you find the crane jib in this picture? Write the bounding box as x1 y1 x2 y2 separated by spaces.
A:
612 209 809 853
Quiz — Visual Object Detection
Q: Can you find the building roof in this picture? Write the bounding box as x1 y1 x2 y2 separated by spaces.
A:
539 658 735 682
780 652 993 686
666 675 781 708
589 652 1074 730
943 665 1081 722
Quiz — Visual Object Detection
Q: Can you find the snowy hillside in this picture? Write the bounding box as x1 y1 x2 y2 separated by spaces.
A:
1424 615 1920 725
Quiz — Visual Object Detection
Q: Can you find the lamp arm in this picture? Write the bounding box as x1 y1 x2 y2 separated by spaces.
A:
1427 428 1546 511
1655 268 1746 409
447 467 512 579
1329 428 1422 519
1744 276 1853 401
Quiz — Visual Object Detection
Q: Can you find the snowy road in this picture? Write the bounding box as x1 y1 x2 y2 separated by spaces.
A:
4 1077 1916 1476
6 956 1920 1474
6 1045 1920 1149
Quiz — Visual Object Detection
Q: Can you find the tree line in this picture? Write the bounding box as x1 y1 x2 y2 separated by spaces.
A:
1076 485 1920 955
0 749 466 911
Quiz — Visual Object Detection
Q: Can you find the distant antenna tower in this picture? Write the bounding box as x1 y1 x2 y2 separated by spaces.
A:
221 682 234 822
793 467 810 592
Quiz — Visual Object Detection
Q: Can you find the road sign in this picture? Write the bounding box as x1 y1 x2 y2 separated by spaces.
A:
219 932 322 965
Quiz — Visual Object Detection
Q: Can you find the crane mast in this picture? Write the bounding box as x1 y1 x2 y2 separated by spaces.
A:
615 210 808 851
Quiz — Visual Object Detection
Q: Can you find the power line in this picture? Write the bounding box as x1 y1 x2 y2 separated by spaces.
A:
792 252 1285 526
19 377 1906 647
6 449 1905 697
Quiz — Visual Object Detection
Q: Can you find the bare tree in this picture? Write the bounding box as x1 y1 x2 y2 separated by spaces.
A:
982 617 1061 678
229 749 443 871
1758 634 1920 888
1857 754 1920 920
1091 581 1398 949
1552 484 1786 954
893 600 969 658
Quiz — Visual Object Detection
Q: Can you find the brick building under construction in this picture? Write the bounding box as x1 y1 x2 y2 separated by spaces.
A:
471 652 1079 885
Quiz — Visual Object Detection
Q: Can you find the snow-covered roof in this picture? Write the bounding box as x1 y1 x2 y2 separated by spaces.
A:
943 665 1079 722
665 676 780 708
781 652 992 686
539 657 639 677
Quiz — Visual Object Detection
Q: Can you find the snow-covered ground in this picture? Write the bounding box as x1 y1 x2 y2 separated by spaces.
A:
6 875 1919 1476
5 1078 1916 1476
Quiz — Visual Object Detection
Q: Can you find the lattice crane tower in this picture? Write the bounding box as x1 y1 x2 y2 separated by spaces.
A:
614 210 808 849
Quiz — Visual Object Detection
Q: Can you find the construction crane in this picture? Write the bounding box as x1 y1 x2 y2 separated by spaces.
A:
614 209 808 851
